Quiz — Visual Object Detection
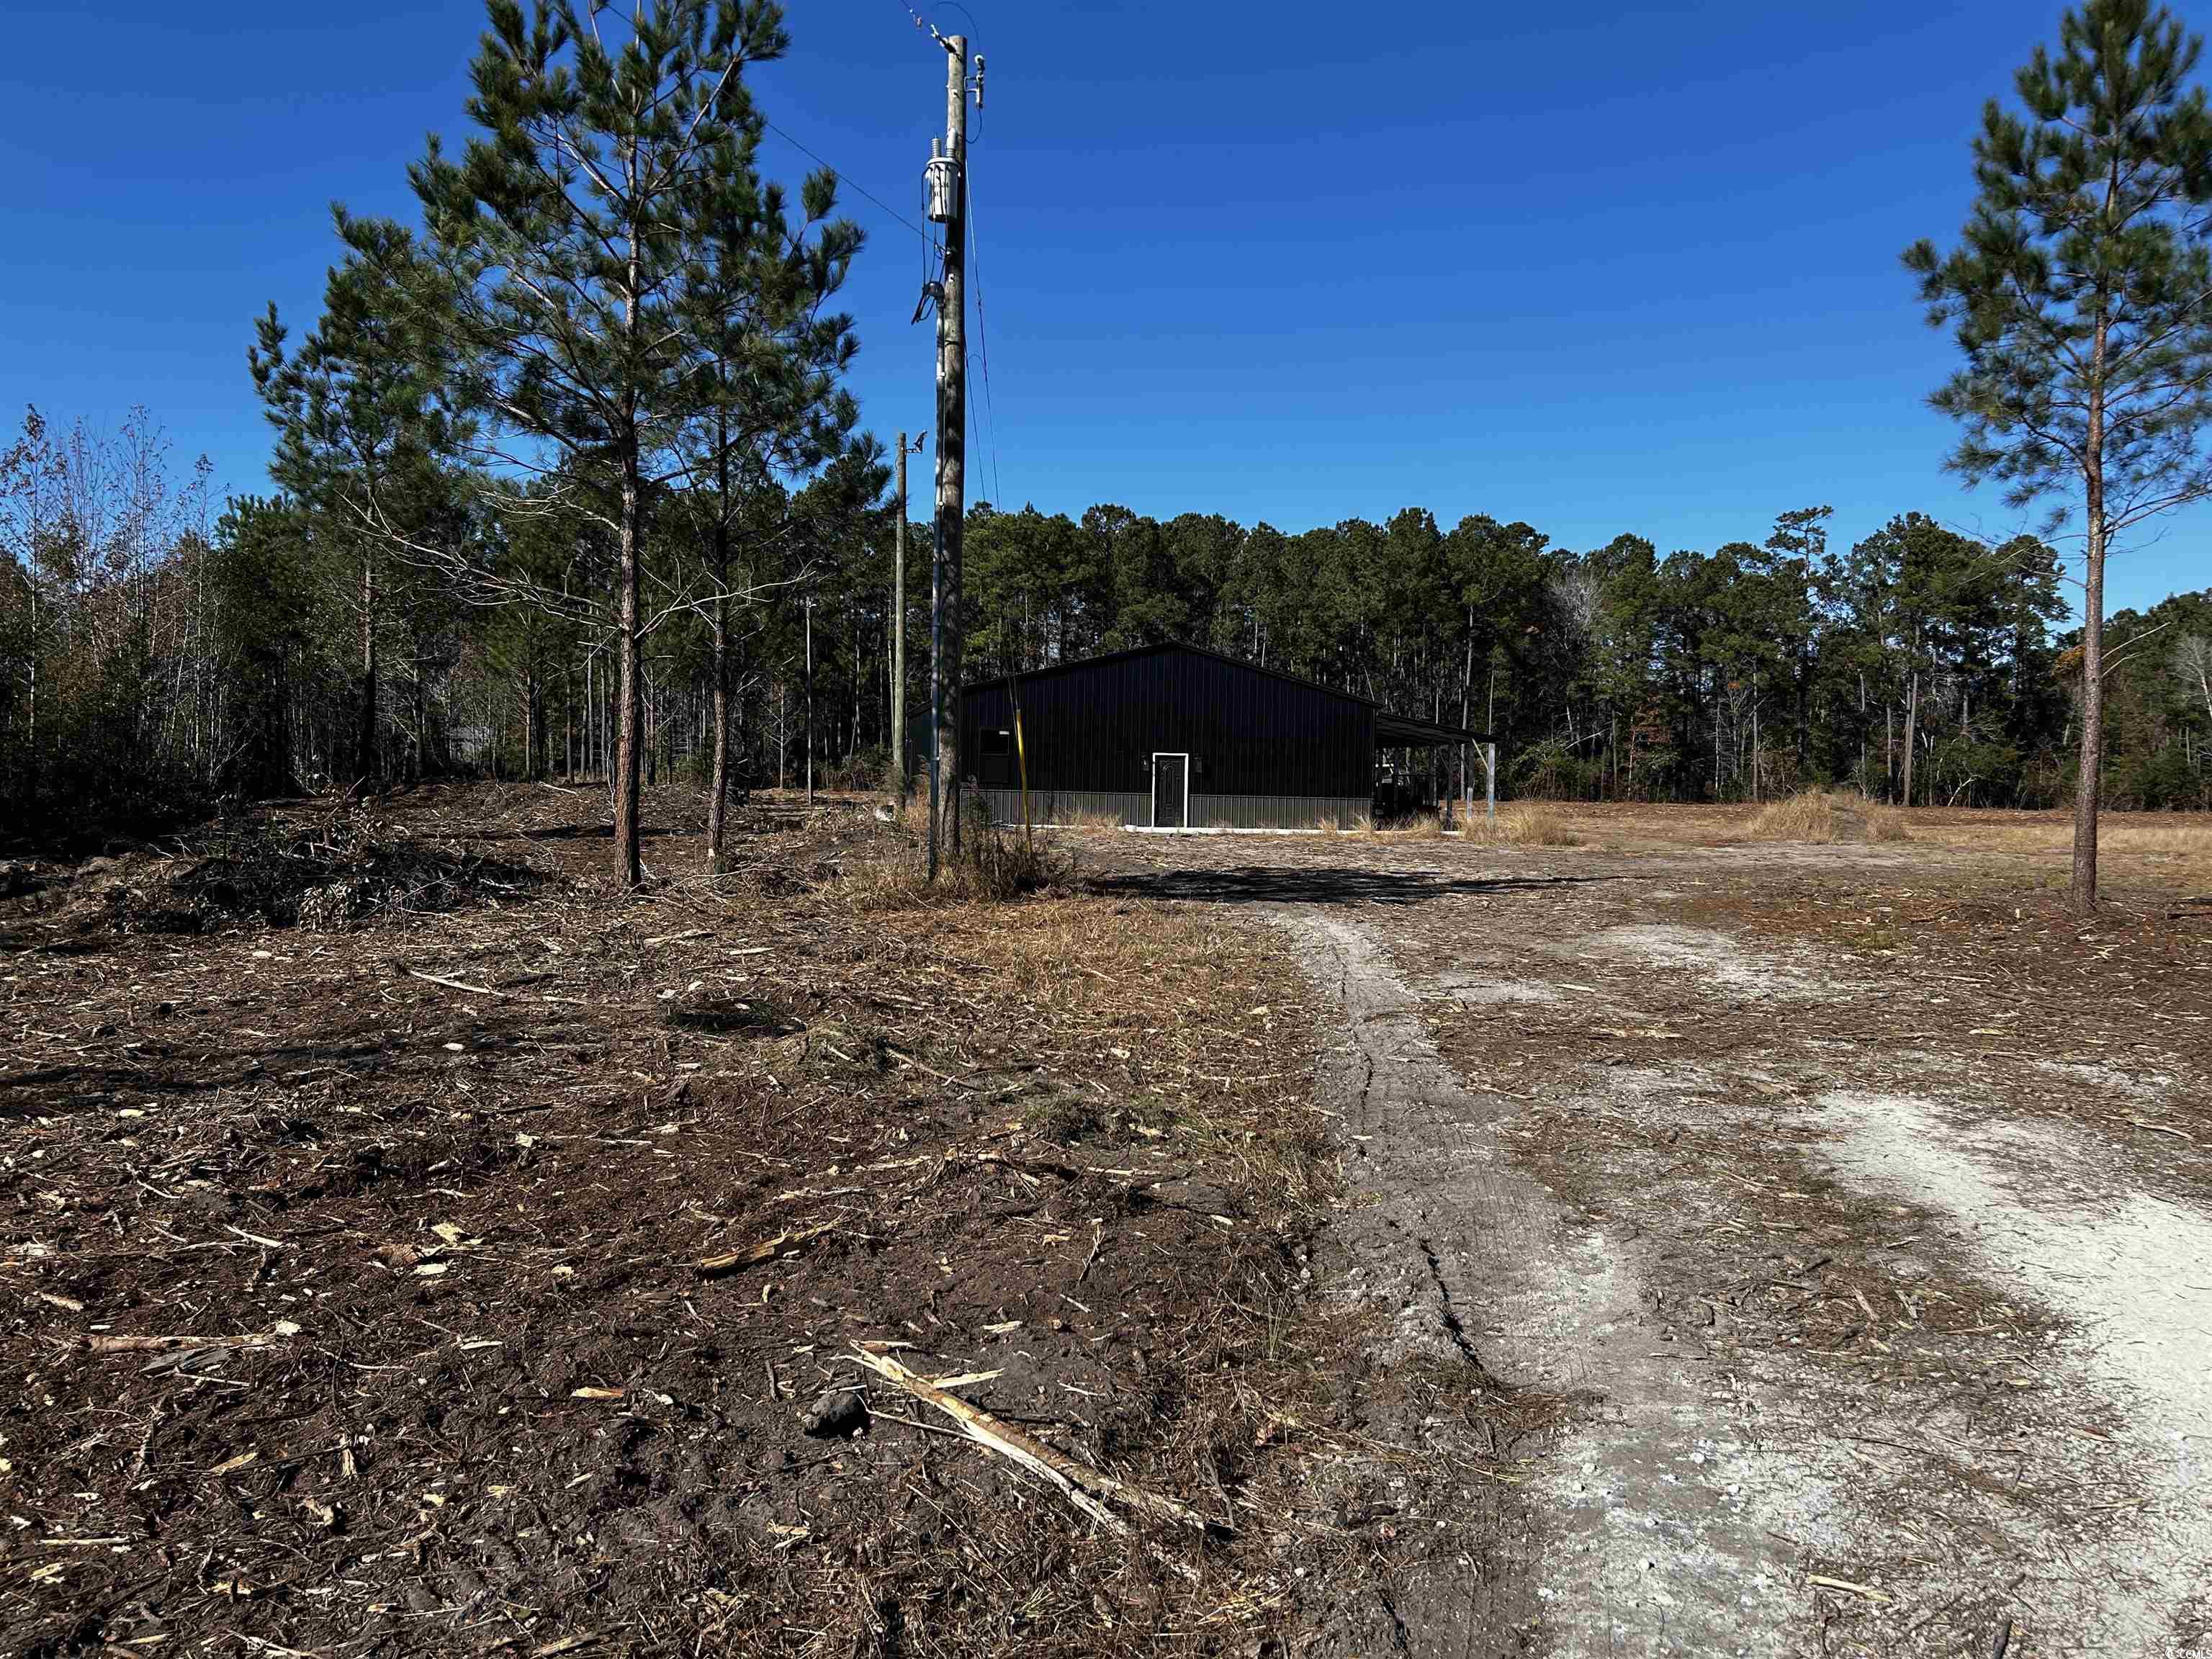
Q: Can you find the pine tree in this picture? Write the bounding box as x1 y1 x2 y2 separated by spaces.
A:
1906 0 2212 908
401 0 816 886
675 129 861 871
251 223 464 786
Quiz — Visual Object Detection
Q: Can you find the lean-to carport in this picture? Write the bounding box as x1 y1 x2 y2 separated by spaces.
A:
1372 709 1498 824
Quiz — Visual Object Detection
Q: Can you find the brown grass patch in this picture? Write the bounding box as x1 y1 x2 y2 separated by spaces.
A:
1747 791 1911 845
1058 806 1130 830
842 821 1070 909
1462 801 1581 845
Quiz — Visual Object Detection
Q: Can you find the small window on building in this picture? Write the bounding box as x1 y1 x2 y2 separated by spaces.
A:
981 728 1011 757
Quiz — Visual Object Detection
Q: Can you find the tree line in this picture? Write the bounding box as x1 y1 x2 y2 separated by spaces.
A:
962 497 2212 812
9 410 2209 846
4 0 2212 912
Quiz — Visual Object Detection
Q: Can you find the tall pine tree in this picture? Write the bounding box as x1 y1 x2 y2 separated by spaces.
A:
397 0 832 886
1906 0 2212 908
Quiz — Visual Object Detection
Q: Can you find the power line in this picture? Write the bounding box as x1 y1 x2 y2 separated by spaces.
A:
760 117 941 250
966 166 1003 508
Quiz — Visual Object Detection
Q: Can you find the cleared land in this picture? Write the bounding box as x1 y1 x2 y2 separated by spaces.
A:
5 793 2208 1656
1 787 1363 1658
1087 803 2212 1656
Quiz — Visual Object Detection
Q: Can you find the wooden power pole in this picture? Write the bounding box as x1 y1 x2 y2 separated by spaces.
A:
892 430 907 795
925 32 976 878
804 586 814 806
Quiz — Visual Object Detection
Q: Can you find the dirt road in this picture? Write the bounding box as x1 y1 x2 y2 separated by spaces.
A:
1092 830 2212 1657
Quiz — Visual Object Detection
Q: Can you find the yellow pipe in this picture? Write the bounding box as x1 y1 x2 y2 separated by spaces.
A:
1014 707 1031 848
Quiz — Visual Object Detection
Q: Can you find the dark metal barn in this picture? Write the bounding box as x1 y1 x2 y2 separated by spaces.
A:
958 642 1482 830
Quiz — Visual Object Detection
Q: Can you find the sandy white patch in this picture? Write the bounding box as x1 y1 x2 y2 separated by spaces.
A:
1429 969 1565 1005
2028 1057 2178 1102
1574 925 1813 999
1818 1089 2212 1645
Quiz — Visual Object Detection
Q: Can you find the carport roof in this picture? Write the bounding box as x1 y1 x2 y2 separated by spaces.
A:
1375 710 1485 747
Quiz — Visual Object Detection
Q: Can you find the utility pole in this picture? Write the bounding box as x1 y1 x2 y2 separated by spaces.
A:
892 432 925 800
892 431 907 796
924 32 977 878
804 587 814 806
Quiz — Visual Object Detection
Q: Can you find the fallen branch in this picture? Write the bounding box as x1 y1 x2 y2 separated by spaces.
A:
846 1346 1218 1537
696 1220 837 1277
884 1047 976 1092
406 968 507 999
78 1321 301 1356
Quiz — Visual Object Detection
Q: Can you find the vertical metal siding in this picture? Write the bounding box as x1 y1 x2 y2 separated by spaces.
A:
961 646 1370 803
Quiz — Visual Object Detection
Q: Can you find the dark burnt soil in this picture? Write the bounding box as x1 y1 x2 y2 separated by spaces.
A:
0 784 1378 1658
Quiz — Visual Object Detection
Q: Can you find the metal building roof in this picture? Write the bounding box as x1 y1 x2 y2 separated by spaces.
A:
961 640 1489 745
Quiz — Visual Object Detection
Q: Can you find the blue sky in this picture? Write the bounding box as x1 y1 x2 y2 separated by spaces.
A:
2 0 2204 617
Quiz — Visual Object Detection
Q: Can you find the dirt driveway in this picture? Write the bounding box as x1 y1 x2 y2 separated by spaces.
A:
1084 821 2212 1658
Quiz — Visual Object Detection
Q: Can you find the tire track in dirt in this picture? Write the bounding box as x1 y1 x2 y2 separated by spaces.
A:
1291 907 1805 1657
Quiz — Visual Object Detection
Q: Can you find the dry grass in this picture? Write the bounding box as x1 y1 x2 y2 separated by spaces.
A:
841 819 1071 909
1313 795 2211 890
910 893 1333 1208
1927 816 2212 858
1462 801 1581 845
886 788 933 835
1746 790 1911 845
1057 806 1130 830
1311 804 1581 843
1864 803 1912 842
1902 809 2212 888
1746 791 1835 841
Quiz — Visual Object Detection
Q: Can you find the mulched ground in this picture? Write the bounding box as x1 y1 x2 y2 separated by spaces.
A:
1074 814 2212 1653
21 795 2196 1656
1 784 1380 1659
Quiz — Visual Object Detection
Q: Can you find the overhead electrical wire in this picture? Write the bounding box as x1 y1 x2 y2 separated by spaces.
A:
759 116 942 252
966 166 1004 508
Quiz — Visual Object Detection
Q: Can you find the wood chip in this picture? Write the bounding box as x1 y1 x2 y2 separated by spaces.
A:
923 1368 1004 1391
1807 1573 1889 1602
